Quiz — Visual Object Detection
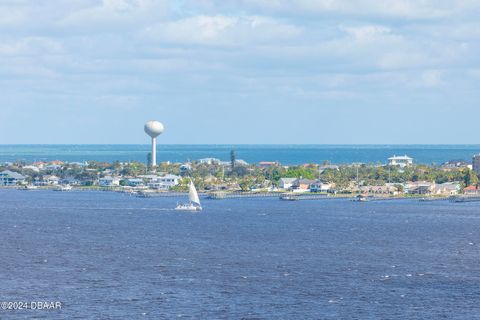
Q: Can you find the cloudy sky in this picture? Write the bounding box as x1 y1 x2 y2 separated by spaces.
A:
1 0 479 144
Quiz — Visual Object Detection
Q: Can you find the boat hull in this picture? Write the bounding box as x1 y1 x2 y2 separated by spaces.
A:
175 204 202 211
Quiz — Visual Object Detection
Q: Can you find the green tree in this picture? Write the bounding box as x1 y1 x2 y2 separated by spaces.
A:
463 169 479 187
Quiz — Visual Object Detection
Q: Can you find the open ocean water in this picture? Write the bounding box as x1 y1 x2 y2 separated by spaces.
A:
0 144 479 165
1 189 479 319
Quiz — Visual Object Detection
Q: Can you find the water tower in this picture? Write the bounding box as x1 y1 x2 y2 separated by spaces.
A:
144 120 164 167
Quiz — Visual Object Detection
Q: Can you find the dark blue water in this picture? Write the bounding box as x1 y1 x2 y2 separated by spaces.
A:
1 189 479 319
0 144 479 165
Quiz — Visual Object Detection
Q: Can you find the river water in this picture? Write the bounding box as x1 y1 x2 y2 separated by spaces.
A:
1 189 479 319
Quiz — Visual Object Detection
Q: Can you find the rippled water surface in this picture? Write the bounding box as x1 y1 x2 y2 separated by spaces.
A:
1 189 480 319
1 144 479 164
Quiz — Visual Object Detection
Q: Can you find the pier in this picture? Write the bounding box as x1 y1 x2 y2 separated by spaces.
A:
207 192 281 200
280 193 330 201
450 195 480 203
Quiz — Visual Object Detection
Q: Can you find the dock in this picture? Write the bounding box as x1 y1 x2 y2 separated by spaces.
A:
280 193 330 201
449 195 480 203
207 192 281 200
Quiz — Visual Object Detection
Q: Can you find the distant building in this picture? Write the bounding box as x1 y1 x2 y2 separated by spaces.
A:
198 158 221 165
0 170 26 186
464 185 480 195
279 178 296 189
318 164 339 174
259 161 279 167
291 179 317 192
126 178 144 187
473 154 480 174
157 174 181 187
310 182 333 193
441 160 472 171
405 181 434 194
180 164 192 173
147 174 181 190
42 175 60 185
99 176 121 187
433 182 461 195
388 155 413 168
22 165 40 173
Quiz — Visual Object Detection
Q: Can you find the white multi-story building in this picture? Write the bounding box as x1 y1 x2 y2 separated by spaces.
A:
388 155 413 167
148 174 181 190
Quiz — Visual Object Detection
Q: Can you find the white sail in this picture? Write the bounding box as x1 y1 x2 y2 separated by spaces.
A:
189 180 201 206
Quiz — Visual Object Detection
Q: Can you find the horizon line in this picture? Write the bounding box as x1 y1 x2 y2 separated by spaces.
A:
1 143 480 147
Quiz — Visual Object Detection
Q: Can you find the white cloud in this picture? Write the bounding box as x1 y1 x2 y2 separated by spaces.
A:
418 69 443 87
0 37 64 56
223 0 480 19
341 25 393 42
141 15 302 46
60 0 168 31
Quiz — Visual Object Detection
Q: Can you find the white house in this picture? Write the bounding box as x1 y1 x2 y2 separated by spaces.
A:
310 182 333 193
388 155 413 167
99 176 121 187
22 165 40 173
148 174 181 190
279 178 297 190
198 158 221 165
0 170 26 186
42 175 60 185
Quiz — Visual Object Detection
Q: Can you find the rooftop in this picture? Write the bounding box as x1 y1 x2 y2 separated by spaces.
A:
388 155 413 160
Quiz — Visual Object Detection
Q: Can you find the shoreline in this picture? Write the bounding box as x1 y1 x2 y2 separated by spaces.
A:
2 186 478 203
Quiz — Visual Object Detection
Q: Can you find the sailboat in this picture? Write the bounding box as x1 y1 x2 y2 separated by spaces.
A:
175 179 202 211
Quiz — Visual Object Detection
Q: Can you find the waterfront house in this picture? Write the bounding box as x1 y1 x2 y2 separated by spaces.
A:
464 185 480 195
388 155 413 167
126 178 144 187
138 174 161 182
42 175 60 185
60 176 81 186
0 170 26 186
433 182 460 195
405 181 434 195
158 174 181 186
310 181 333 193
147 174 181 190
99 176 121 187
279 178 297 190
291 179 317 192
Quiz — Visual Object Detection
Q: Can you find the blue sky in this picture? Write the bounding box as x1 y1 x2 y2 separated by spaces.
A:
1 0 479 144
